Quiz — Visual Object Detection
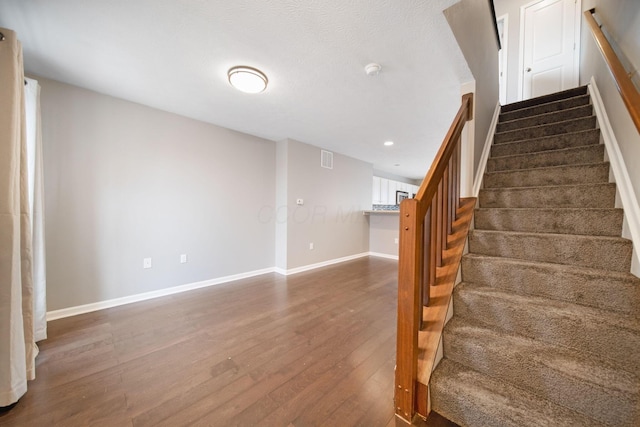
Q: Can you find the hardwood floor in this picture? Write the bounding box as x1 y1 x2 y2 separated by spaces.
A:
1 257 404 427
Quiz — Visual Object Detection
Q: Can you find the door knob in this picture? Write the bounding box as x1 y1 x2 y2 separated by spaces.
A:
526 67 532 72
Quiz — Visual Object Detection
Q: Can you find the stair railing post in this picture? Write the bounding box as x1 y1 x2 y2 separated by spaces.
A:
455 139 461 214
442 166 449 251
447 159 454 235
436 180 444 267
429 194 438 290
422 206 432 308
395 198 424 423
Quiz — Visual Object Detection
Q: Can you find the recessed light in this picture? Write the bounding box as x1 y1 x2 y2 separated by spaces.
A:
228 66 268 93
384 141 394 146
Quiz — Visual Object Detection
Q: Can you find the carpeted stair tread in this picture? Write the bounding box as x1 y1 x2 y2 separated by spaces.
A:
482 162 609 188
499 94 591 123
490 129 600 157
461 253 640 315
479 182 616 208
496 104 593 133
469 229 632 272
474 207 623 236
431 86 639 427
442 318 639 426
430 359 603 427
494 116 597 144
486 144 604 172
453 283 640 373
500 86 588 113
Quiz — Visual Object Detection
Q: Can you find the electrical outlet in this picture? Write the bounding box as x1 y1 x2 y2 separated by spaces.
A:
180 254 187 264
309 242 314 250
143 257 152 269
296 198 304 206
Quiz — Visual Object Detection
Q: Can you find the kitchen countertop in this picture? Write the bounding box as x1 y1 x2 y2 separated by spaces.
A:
362 209 400 215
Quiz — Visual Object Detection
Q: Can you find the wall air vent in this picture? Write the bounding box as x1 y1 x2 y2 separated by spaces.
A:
321 150 333 169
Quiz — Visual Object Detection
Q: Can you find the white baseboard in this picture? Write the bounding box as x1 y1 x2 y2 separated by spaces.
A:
275 252 371 276
589 77 640 276
472 101 501 197
47 252 391 321
368 252 399 261
46 267 275 321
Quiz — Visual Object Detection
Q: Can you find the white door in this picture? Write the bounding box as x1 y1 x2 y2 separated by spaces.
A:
497 15 508 105
520 0 580 100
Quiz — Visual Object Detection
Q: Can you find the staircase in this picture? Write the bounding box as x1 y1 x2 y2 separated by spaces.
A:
429 86 640 427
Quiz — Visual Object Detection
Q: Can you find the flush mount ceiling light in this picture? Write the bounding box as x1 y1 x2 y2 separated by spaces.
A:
384 141 394 146
228 66 268 93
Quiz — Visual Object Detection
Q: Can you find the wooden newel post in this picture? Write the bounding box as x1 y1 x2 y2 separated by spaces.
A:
395 198 423 423
393 92 474 423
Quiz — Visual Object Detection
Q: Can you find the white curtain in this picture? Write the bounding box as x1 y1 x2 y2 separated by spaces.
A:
0 27 45 408
24 78 47 343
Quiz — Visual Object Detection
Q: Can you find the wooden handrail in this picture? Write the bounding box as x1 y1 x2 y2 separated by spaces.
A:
585 8 640 133
394 93 473 423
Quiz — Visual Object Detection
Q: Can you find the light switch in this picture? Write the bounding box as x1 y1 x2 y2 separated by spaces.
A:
296 198 304 206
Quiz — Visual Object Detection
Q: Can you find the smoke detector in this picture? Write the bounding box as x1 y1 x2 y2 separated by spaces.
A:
365 63 382 76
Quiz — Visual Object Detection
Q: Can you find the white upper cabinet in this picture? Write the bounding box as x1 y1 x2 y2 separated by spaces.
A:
373 177 419 205
380 178 389 204
387 180 398 205
372 176 382 204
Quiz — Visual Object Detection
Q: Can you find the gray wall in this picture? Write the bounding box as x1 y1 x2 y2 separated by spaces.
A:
579 0 640 205
368 214 399 258
40 78 276 310
275 140 288 270
444 0 500 174
582 0 638 67
279 139 372 270
373 169 422 187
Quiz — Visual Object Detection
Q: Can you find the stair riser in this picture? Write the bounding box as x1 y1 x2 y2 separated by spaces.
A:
462 255 640 314
468 230 632 272
494 116 597 144
453 287 640 373
431 385 504 427
499 95 591 123
501 86 588 113
487 145 604 172
497 105 593 133
474 208 623 236
479 184 616 208
443 328 636 426
491 130 600 157
483 163 610 189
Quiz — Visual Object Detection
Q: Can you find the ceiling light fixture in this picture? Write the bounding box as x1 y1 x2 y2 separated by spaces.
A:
384 141 394 146
228 66 268 93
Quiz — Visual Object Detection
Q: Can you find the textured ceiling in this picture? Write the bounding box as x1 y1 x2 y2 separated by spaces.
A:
0 0 472 179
